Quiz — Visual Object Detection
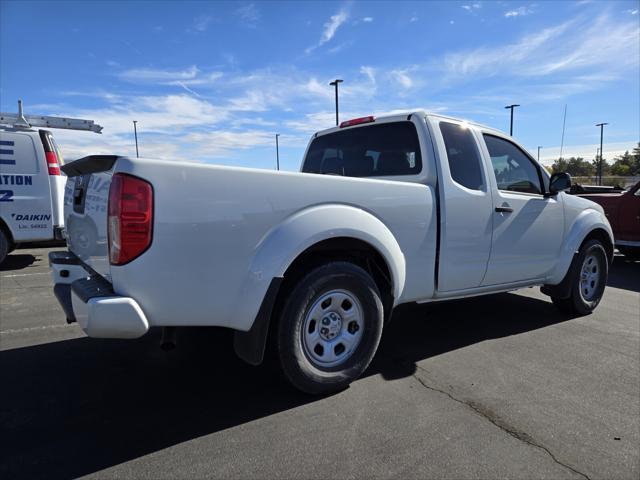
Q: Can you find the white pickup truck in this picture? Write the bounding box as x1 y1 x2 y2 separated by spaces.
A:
50 112 613 394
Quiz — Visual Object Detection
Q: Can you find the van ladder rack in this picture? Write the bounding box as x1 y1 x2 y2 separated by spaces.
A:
0 100 103 134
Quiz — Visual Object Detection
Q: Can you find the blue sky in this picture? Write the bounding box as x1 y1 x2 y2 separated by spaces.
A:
1 0 638 170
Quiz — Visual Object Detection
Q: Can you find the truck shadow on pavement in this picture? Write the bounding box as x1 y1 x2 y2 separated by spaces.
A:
607 254 640 293
0 254 37 271
0 290 584 480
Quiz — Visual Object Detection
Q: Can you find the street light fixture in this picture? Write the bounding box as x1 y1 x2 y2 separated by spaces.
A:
329 79 343 126
595 122 608 186
133 120 139 158
275 133 280 171
504 104 520 136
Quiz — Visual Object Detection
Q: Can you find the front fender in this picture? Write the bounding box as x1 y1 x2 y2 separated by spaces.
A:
547 208 613 285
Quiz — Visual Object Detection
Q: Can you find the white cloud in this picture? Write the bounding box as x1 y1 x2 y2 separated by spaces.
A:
360 66 376 84
505 6 533 18
306 8 349 53
320 9 348 45
362 17 373 23
390 69 414 89
442 14 639 79
235 3 261 26
328 43 349 54
461 3 481 11
118 66 199 82
118 66 223 86
185 130 277 157
410 15 419 23
285 111 344 133
628 9 639 15
189 15 213 33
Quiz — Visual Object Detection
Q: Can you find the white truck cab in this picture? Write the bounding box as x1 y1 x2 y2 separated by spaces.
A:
0 101 103 263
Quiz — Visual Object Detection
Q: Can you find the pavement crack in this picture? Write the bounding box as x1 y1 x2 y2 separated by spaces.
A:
410 365 591 480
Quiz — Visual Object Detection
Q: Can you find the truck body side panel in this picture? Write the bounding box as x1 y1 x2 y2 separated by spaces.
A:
108 158 436 331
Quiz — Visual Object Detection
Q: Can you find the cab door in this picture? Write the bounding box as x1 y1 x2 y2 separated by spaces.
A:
479 133 564 286
430 119 493 292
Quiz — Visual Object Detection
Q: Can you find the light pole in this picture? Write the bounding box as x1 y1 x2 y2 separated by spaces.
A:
329 79 343 126
275 133 280 171
537 146 542 163
504 104 520 136
133 120 139 158
595 122 608 186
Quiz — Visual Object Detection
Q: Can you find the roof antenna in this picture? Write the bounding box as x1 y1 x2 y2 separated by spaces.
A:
559 104 567 161
15 100 30 128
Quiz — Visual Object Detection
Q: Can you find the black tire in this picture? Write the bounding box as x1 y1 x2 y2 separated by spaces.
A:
552 239 608 315
0 229 10 265
618 246 640 262
277 261 384 395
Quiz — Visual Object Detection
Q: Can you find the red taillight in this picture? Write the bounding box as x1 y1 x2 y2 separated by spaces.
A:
108 173 153 266
45 151 61 175
339 116 375 128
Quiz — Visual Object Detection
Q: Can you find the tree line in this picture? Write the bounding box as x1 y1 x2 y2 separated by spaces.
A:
549 142 640 177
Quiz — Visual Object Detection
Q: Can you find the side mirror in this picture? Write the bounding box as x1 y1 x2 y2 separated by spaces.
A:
548 172 572 195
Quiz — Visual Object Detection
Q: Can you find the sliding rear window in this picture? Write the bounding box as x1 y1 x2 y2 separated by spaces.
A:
302 121 422 177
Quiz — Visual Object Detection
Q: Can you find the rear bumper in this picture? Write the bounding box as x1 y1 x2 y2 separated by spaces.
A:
49 251 149 338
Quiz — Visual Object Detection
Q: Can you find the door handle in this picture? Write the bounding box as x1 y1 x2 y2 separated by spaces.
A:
495 206 514 213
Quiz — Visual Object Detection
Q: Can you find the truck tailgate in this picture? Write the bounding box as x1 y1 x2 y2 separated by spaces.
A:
62 156 118 281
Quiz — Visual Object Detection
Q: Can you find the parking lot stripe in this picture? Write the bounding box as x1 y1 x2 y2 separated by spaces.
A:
1 324 72 335
1 272 49 278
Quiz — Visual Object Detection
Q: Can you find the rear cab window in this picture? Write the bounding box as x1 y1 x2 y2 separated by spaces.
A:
302 121 422 177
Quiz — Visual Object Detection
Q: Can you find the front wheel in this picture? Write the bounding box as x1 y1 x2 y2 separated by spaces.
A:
552 239 608 315
277 261 384 395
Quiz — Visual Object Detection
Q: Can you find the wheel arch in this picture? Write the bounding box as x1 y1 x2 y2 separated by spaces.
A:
246 204 406 303
547 209 614 285
233 204 406 366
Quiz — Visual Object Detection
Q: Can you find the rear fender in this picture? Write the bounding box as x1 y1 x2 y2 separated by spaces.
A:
232 204 406 365
235 204 405 329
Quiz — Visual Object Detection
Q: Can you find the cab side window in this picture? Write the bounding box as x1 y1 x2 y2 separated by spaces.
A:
483 134 542 195
439 122 485 191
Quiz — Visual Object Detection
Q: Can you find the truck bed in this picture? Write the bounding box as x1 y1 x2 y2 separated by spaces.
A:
63 157 437 332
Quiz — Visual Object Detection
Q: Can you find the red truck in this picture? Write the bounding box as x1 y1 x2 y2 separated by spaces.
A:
578 181 640 260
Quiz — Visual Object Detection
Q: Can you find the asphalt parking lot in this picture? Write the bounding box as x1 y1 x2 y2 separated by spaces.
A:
0 247 638 480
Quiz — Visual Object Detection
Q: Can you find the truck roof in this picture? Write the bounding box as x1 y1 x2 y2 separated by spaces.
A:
314 110 505 138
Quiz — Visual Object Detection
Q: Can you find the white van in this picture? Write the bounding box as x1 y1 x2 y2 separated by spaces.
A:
0 101 102 263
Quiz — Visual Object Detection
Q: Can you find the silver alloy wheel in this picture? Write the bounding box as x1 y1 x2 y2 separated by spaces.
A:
579 253 601 301
301 289 364 368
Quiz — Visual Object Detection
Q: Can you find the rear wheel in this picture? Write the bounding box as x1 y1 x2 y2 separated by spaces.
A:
552 239 608 315
277 261 384 395
0 229 9 265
